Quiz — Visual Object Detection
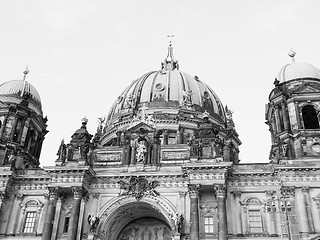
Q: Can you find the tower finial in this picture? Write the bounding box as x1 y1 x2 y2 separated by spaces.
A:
162 35 178 71
167 34 174 46
21 66 29 97
288 49 296 63
23 65 29 81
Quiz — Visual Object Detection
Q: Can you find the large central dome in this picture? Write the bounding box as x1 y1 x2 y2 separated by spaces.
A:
105 44 226 128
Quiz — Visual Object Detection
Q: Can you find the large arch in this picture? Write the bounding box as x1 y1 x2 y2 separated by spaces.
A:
96 195 177 240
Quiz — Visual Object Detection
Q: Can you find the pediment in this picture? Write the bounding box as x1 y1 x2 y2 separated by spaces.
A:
0 100 8 108
126 121 156 134
291 82 320 95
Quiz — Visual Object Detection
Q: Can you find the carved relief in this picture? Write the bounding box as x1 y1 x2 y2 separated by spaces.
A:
118 176 160 200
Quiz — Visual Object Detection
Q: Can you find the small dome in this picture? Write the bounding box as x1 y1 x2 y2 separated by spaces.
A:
276 62 320 82
276 51 320 82
0 80 42 114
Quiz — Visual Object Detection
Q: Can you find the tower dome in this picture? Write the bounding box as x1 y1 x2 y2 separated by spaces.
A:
0 79 42 115
276 50 320 82
105 44 226 129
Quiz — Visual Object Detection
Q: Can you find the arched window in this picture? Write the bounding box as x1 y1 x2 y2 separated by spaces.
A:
243 197 265 234
302 105 320 129
21 199 43 234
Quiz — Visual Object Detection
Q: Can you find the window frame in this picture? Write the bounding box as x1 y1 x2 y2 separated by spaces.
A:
23 211 37 234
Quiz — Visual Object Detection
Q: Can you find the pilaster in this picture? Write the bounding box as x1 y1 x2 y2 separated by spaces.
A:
8 194 24 235
233 191 242 236
301 186 315 233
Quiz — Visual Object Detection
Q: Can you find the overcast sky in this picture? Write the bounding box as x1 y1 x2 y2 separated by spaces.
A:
1 0 320 166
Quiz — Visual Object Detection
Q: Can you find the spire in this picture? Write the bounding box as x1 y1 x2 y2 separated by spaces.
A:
288 49 296 63
21 66 29 97
161 35 179 71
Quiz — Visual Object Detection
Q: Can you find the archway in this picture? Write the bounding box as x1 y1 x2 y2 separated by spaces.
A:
96 196 177 240
117 217 172 240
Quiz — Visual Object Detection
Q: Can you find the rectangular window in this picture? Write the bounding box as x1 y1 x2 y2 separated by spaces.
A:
23 212 37 233
248 210 263 233
63 217 70 233
204 216 214 233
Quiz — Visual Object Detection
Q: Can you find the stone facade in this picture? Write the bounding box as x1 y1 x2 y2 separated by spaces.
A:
0 48 320 240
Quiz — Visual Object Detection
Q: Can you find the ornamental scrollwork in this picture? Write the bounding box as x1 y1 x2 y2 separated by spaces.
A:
118 176 160 200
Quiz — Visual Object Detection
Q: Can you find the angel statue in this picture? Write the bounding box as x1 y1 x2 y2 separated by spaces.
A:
87 213 100 232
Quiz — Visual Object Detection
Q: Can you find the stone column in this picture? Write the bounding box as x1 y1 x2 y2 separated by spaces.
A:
67 186 85 240
233 191 242 236
8 194 24 235
42 187 61 240
214 184 228 240
275 106 281 132
302 186 315 233
77 195 88 240
51 194 65 240
296 187 309 237
17 118 26 142
281 102 289 131
0 114 8 140
223 143 230 162
188 184 200 240
178 127 184 144
163 129 168 145
9 116 18 140
294 102 301 129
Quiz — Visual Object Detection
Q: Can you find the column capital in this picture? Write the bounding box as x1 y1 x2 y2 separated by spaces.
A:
72 186 86 199
0 190 10 203
188 184 201 198
301 186 309 193
16 193 24 201
233 190 241 198
179 191 187 198
280 186 295 198
214 184 227 197
92 192 100 199
48 186 62 199
265 190 276 198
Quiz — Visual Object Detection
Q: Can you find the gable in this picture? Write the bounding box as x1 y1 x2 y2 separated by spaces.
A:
291 82 320 95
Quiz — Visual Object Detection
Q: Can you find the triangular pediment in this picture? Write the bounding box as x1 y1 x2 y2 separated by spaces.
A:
0 100 8 108
291 82 320 95
126 121 156 133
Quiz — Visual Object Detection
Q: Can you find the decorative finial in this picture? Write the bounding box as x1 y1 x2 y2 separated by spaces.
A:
167 34 174 46
23 65 29 81
162 35 179 71
82 116 88 124
288 49 296 63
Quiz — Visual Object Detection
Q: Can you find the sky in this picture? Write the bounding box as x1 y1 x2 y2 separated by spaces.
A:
0 0 320 166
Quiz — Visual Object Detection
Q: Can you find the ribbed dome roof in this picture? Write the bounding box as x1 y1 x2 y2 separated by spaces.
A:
106 45 226 127
276 51 320 82
0 79 42 113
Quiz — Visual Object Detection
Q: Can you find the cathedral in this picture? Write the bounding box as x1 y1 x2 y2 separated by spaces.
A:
0 44 319 240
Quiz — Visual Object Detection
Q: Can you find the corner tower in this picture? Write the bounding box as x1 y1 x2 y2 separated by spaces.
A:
0 69 48 169
266 51 320 163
